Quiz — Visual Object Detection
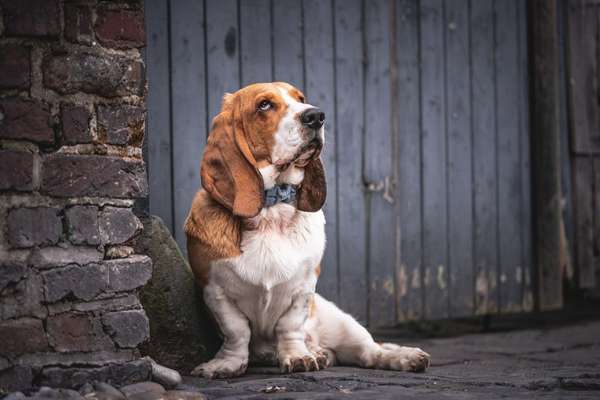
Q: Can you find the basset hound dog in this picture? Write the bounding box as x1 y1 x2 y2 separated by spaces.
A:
184 82 430 378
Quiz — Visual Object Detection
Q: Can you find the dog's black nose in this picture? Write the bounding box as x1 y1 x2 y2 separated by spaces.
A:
300 108 325 130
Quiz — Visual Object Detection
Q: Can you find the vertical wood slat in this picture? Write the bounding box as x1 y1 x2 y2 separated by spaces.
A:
240 0 273 85
145 0 173 232
272 0 304 87
566 0 600 155
396 0 423 322
205 0 240 123
170 0 207 251
496 0 523 313
420 0 448 320
594 159 600 261
518 0 534 311
530 0 564 308
365 0 396 327
303 0 339 303
445 0 473 317
334 0 368 323
573 157 595 288
471 0 498 315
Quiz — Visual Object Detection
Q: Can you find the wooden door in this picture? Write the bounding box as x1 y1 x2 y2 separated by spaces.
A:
145 0 532 327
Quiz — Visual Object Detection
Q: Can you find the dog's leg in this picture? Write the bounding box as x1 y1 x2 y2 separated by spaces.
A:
315 295 430 372
191 284 250 379
276 292 323 373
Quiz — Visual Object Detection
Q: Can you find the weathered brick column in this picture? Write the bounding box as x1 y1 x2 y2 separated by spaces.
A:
0 0 152 391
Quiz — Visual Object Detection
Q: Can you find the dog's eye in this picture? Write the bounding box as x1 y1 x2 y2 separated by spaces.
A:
258 100 272 111
298 96 305 103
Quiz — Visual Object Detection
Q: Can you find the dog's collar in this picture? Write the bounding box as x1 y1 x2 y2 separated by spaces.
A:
264 184 298 207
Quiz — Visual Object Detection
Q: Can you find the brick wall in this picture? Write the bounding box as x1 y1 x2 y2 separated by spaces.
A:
0 0 152 391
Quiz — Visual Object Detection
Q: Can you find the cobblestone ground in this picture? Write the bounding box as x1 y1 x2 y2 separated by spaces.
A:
6 320 600 400
182 320 600 399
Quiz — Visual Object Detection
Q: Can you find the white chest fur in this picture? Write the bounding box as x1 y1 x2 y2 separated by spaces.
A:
209 204 325 339
212 204 325 290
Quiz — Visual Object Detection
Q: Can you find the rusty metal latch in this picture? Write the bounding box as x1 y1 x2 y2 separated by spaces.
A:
365 176 395 204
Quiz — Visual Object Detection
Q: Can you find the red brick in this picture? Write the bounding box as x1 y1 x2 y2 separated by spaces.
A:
95 8 146 49
61 104 92 144
102 310 149 348
0 318 49 356
65 205 100 245
0 44 31 90
99 207 142 244
41 154 148 198
64 3 94 44
7 207 62 248
0 150 33 191
97 104 145 145
43 264 108 302
0 97 54 144
43 51 144 98
107 255 152 292
47 313 113 352
0 0 60 37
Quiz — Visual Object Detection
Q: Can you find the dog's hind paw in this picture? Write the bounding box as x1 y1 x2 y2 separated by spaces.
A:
190 357 248 379
379 343 430 372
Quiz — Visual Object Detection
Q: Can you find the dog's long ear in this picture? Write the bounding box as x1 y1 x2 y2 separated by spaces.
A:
297 156 326 212
201 94 264 217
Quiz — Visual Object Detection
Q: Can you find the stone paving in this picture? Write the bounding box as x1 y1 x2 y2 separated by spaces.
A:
182 319 600 399
4 319 600 400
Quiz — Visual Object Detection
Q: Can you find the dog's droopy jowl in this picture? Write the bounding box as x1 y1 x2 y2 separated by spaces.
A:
184 82 430 378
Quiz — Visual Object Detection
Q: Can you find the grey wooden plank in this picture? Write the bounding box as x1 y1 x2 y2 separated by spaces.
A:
145 0 173 232
206 0 240 123
518 0 534 311
302 0 339 304
170 0 207 253
594 158 600 260
396 0 423 322
573 156 595 288
471 0 498 315
495 0 523 313
566 0 600 155
558 0 576 293
530 0 564 310
334 0 367 323
364 0 396 327
445 0 473 318
240 0 273 85
272 0 304 88
420 0 448 320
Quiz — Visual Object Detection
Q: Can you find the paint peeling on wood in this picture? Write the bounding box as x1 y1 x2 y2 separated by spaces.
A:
383 278 395 296
397 264 408 297
475 268 498 315
411 268 421 289
437 265 446 290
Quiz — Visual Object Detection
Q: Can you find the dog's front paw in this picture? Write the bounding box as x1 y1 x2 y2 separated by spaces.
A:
190 357 248 379
279 351 321 373
380 344 430 372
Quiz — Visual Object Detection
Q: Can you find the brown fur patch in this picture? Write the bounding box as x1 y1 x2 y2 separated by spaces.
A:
184 190 242 286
